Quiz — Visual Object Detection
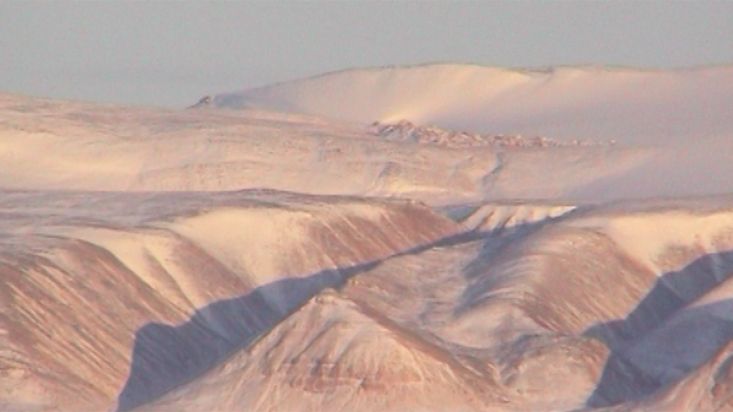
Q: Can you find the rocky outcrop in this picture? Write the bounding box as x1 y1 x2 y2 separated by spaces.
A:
368 120 604 148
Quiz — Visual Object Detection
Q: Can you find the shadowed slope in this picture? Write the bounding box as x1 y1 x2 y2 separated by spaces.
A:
118 230 487 411
0 190 461 412
586 251 733 408
139 289 513 412
623 340 733 411
117 267 350 411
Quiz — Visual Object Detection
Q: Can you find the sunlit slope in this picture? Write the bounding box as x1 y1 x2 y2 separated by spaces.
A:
212 64 733 145
0 93 497 202
142 291 511 412
3 64 733 412
0 190 459 411
1 92 669 203
205 64 733 201
136 199 733 411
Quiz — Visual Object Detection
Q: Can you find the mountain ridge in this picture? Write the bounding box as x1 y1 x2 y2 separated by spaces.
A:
208 63 733 145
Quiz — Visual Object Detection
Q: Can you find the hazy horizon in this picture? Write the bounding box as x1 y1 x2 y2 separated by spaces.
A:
2 1 732 107
3 3 733 411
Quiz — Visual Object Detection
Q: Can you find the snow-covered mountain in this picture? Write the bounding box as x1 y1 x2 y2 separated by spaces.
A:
2 63 733 412
210 63 733 145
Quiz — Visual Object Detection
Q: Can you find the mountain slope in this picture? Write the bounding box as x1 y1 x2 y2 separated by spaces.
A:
126 198 733 411
211 64 733 145
3 64 733 412
2 92 673 203
0 190 460 411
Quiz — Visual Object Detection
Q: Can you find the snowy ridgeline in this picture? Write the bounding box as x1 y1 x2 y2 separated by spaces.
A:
367 120 612 149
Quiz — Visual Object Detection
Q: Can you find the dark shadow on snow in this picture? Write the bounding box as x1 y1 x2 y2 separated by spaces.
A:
116 230 481 411
454 207 585 318
584 250 733 408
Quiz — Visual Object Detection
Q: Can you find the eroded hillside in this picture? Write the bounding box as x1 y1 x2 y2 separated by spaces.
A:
2 63 733 411
135 199 733 411
0 190 459 411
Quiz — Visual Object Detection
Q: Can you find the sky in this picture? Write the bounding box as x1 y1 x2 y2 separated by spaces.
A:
1 1 732 108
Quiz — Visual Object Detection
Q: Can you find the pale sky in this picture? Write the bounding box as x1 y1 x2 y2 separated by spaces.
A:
1 1 732 108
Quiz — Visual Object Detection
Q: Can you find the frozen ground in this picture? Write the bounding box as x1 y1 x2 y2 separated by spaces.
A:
1 64 733 411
